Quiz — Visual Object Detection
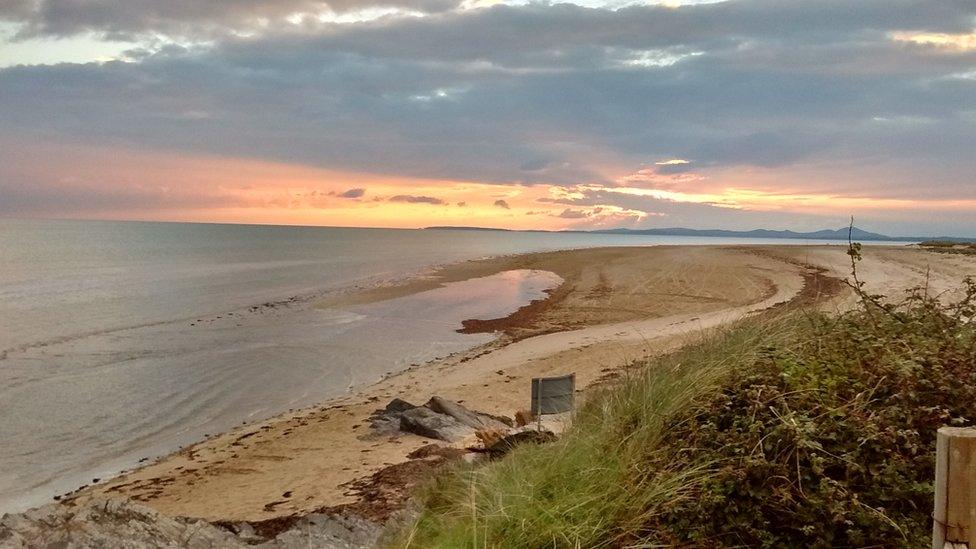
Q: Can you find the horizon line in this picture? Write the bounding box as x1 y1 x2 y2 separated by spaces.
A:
4 215 974 240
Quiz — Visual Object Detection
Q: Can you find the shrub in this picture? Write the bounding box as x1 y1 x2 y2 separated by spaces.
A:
919 240 960 247
642 285 976 547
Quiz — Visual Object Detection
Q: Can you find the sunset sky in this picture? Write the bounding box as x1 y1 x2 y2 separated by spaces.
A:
1 1 976 235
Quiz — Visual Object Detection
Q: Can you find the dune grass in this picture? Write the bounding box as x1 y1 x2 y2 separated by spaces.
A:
392 316 801 548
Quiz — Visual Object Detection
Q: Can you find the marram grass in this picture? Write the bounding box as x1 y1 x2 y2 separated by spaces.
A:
392 315 803 548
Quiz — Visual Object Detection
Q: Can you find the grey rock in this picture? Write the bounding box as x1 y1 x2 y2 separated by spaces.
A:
424 397 510 431
0 499 380 549
399 407 473 442
367 398 421 438
263 513 380 548
225 521 264 543
383 398 417 414
367 414 402 437
371 397 513 440
0 498 245 548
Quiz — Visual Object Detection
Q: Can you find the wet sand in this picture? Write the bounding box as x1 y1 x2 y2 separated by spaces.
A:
70 244 976 522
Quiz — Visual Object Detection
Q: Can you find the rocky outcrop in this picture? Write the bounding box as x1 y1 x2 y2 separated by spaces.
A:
368 398 419 436
262 513 380 548
399 406 473 442
425 396 511 430
369 396 513 442
0 499 242 548
383 398 418 415
0 499 380 549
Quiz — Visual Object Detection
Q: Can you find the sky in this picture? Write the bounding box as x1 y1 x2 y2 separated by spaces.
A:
1 1 975 236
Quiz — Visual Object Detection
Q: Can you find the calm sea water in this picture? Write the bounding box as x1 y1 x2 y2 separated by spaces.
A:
0 219 857 513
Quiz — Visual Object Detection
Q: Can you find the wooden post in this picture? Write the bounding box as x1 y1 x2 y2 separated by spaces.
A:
933 427 976 549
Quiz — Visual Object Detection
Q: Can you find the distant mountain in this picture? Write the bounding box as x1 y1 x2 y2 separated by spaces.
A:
591 226 904 241
425 225 964 242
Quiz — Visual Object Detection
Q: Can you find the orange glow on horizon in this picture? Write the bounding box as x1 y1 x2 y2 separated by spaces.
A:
7 138 975 230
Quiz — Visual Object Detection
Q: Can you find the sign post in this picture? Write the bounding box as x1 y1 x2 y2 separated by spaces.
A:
933 426 976 549
530 374 575 422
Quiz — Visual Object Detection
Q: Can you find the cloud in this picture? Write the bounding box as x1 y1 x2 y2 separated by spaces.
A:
1 0 460 40
337 187 365 198
3 0 974 192
456 201 466 207
557 208 588 219
493 199 511 209
389 194 446 205
0 1 33 19
2 0 976 233
6 0 976 44
654 158 694 174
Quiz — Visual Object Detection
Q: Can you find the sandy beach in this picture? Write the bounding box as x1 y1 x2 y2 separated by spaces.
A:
67 244 976 524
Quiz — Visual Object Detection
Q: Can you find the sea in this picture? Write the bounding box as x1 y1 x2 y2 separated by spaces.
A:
0 218 864 513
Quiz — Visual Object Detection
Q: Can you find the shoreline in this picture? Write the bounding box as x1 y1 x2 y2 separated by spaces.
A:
1 268 561 515
40 244 976 524
61 245 810 519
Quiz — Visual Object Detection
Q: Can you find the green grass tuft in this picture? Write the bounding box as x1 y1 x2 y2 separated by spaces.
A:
393 318 801 548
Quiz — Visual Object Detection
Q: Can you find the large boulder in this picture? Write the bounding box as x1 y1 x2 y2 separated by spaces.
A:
372 396 512 442
399 407 473 442
383 398 417 414
424 397 511 430
367 398 419 437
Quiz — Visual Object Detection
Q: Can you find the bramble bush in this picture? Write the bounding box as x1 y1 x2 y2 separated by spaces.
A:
641 278 976 547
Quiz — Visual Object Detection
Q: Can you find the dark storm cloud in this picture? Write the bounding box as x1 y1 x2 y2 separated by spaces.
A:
252 1 975 67
1 0 976 208
1 0 460 40
6 0 975 44
0 0 34 19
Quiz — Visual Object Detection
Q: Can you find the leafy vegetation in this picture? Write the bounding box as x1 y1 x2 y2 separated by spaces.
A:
393 270 976 548
919 240 976 254
641 281 976 547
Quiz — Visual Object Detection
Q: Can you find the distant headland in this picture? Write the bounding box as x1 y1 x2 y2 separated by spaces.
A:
425 225 972 243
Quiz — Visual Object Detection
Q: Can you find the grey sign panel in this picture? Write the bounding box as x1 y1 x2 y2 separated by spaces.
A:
531 374 575 415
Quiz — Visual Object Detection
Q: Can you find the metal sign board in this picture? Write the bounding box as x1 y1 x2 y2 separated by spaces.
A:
531 374 575 415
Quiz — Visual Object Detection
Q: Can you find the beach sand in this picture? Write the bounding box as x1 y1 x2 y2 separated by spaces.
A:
70 244 976 523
